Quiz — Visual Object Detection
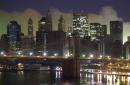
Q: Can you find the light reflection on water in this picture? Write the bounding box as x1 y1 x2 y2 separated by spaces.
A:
80 69 130 85
0 69 130 85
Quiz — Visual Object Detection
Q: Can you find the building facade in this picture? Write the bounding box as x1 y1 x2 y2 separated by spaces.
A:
58 16 65 31
7 21 21 53
110 21 123 43
73 13 89 38
28 18 35 50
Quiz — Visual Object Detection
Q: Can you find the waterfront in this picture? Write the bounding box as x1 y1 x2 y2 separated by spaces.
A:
0 69 130 85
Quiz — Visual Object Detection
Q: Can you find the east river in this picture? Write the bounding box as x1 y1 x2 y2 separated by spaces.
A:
0 69 130 85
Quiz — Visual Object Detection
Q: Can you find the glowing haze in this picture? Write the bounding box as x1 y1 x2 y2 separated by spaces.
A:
0 6 129 43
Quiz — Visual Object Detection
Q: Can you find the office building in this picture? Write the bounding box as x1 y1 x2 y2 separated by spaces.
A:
58 16 65 31
28 18 35 50
110 21 123 43
7 21 21 53
73 13 89 38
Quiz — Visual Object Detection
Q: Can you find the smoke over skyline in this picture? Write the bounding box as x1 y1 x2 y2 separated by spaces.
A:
0 6 129 43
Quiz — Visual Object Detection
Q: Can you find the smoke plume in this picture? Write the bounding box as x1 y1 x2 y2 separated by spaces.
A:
0 6 130 43
0 8 42 36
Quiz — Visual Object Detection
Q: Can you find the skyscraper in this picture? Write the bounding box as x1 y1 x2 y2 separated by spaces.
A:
7 20 21 53
58 16 65 31
36 15 66 56
38 11 52 32
28 18 34 50
28 18 33 37
110 21 123 58
0 34 8 52
46 10 52 31
110 21 123 43
38 17 46 32
90 23 107 40
73 13 89 38
124 36 130 59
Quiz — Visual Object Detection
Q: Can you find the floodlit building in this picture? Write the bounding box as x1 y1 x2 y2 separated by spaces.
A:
73 13 89 38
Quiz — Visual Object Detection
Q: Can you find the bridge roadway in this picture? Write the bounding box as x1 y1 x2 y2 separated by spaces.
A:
0 56 129 66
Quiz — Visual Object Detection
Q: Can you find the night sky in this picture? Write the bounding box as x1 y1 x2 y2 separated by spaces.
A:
1 0 130 21
0 0 130 43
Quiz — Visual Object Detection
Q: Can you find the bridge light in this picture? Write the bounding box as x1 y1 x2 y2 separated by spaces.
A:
0 51 4 55
3 54 7 57
36 56 40 58
43 52 47 56
65 53 69 58
107 56 111 59
70 53 73 56
54 53 58 57
29 52 33 56
99 55 103 59
121 57 124 59
89 54 94 58
82 54 86 58
17 51 22 56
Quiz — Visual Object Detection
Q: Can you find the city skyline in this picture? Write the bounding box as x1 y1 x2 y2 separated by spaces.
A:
0 1 130 85
0 1 130 43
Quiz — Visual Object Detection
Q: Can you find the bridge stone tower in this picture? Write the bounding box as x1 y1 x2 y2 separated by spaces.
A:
62 34 80 81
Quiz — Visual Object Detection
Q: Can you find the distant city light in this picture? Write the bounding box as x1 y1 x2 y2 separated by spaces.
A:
41 22 46 24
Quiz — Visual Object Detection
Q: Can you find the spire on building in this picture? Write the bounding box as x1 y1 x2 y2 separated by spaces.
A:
46 10 52 31
28 18 33 37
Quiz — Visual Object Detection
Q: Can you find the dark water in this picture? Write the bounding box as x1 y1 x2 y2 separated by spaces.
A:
0 70 130 85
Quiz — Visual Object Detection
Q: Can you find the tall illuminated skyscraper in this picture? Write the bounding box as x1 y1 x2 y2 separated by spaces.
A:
73 13 89 37
90 23 107 40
